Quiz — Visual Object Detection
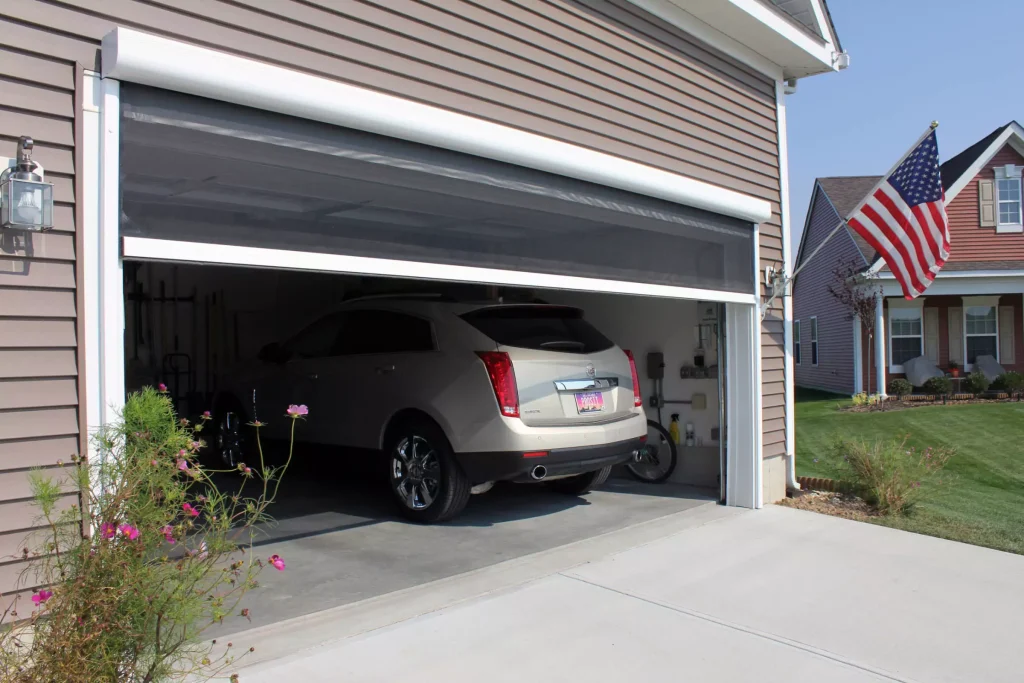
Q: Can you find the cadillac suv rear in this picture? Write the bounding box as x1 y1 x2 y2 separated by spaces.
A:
216 298 647 522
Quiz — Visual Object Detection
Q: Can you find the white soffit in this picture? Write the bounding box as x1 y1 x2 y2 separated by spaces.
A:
101 28 772 225
627 0 837 79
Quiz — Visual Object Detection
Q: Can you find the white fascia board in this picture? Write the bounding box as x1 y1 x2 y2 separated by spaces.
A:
875 268 1024 280
808 0 839 48
873 273 1024 298
101 28 771 225
122 237 760 305
945 122 1024 203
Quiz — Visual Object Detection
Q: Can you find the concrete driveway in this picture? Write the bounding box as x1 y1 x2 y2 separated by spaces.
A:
227 504 1024 682
217 468 715 633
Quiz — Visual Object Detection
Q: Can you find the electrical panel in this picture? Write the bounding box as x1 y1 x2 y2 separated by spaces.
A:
646 352 665 379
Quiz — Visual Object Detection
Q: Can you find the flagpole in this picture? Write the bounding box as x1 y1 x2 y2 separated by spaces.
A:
760 121 940 318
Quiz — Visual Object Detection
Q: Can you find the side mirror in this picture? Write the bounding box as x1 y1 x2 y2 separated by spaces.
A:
258 342 290 364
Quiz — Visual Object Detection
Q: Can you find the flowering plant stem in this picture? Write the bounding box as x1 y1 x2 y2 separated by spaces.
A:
0 388 309 682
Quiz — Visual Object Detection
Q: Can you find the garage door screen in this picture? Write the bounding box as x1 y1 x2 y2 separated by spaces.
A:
120 85 755 293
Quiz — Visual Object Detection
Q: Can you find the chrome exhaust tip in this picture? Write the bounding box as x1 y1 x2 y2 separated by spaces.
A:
632 449 642 463
530 465 547 481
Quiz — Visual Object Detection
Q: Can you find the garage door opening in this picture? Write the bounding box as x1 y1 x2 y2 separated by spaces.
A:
105 79 761 629
120 261 726 627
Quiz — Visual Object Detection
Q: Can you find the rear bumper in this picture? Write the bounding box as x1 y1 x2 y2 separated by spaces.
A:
455 436 645 484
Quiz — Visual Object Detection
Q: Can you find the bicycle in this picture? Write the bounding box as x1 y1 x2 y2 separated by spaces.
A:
626 419 678 483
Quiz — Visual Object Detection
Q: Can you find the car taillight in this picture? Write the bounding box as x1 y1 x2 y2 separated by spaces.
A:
624 350 643 407
476 351 520 418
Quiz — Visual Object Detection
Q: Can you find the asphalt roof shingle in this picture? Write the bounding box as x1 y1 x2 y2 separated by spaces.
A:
939 123 1011 193
815 176 883 264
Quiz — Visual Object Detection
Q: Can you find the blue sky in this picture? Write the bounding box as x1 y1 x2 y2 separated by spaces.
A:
788 0 1024 252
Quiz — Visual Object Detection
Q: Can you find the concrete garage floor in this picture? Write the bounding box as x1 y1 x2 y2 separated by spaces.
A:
231 504 1024 683
221 457 716 634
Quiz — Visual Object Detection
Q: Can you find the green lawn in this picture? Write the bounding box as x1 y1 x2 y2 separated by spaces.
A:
795 389 1024 554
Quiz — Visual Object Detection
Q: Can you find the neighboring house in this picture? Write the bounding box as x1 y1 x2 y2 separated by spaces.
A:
794 122 1024 395
0 0 845 605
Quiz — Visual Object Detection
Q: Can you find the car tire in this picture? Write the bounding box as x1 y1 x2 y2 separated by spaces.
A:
546 465 612 495
386 419 471 523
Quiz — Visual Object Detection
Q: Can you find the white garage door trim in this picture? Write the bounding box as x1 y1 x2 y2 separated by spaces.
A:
100 27 772 225
122 237 759 306
85 36 765 508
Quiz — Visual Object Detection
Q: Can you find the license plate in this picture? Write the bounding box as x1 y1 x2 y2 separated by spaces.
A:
575 391 605 414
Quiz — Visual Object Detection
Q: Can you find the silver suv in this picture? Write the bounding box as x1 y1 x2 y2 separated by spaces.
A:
215 297 647 522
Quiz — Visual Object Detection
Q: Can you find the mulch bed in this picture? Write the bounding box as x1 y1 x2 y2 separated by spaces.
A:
777 490 880 520
839 394 1021 413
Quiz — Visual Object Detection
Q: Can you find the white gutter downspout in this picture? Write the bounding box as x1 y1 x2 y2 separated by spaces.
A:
776 80 800 493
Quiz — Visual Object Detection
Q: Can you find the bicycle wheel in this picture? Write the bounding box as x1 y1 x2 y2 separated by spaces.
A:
626 419 678 483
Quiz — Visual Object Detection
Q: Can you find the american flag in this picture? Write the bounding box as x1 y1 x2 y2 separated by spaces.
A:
846 130 950 299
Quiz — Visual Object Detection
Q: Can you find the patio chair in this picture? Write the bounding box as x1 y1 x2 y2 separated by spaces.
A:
903 356 944 388
974 355 1005 381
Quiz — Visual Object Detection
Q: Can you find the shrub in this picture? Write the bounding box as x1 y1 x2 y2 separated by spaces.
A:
825 435 953 514
964 370 990 394
922 376 952 396
888 378 913 397
0 387 305 682
991 371 1024 393
851 392 869 406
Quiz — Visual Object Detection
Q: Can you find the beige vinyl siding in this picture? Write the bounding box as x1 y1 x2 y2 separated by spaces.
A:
0 0 785 556
0 37 81 604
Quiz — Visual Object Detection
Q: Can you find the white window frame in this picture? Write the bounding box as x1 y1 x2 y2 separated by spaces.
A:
995 165 1023 234
962 295 1000 369
794 319 801 365
887 298 924 374
809 317 818 366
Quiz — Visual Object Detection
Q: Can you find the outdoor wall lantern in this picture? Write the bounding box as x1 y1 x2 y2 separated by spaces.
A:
1 136 54 231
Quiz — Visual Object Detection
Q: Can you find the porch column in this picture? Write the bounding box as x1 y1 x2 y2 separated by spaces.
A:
874 294 887 397
852 314 863 394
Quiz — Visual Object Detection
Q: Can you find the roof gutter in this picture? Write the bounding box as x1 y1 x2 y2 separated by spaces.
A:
102 28 772 225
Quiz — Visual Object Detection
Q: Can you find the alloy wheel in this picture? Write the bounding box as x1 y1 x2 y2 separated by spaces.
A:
391 435 442 510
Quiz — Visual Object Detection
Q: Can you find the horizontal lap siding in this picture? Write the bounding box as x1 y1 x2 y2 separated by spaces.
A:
947 147 1024 262
0 0 783 532
794 186 862 395
0 36 82 617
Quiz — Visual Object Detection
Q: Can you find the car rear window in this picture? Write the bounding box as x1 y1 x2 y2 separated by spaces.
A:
461 306 614 354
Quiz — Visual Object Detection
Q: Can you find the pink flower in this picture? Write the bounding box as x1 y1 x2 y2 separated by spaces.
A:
160 525 176 544
151 460 158 467
202 410 212 420
118 524 140 541
191 441 201 451
243 467 252 476
100 522 116 540
188 541 209 561
286 404 309 418
31 589 53 606
157 383 168 393
268 554 286 571
182 502 200 518
177 459 189 472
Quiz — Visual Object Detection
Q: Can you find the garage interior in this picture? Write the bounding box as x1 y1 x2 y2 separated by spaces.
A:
115 83 750 629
